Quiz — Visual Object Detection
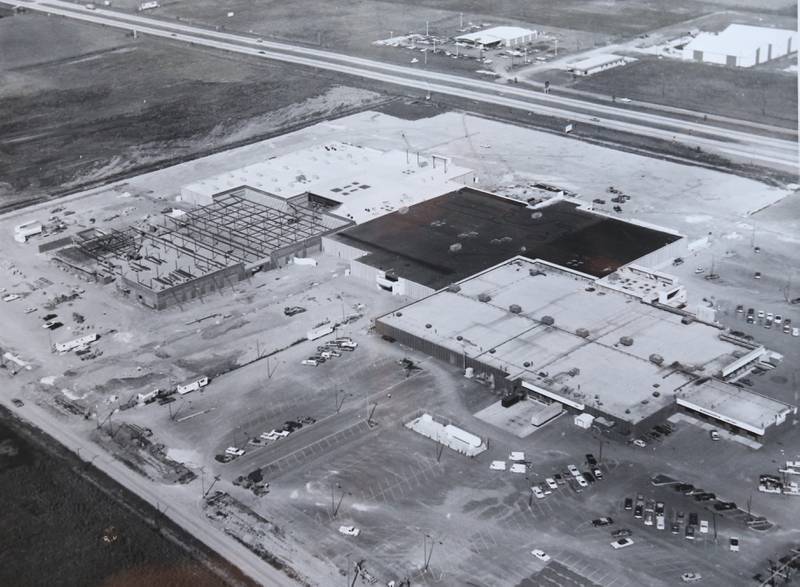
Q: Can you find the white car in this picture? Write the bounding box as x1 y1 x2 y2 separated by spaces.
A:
633 439 647 448
611 537 634 549
338 525 360 537
225 447 245 457
792 327 799 337
656 515 665 530
681 572 702 583
545 477 558 490
531 549 550 562
2 294 20 302
567 464 581 477
699 520 709 534
301 358 320 366
510 451 525 461
576 475 588 488
532 486 545 499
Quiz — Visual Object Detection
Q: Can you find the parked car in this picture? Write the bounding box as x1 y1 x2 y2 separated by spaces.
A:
729 537 739 552
624 497 633 510
699 520 709 534
644 511 654 526
545 478 558 490
583 472 596 484
634 505 643 519
685 525 695 540
656 515 665 530
612 528 632 538
592 468 604 480
338 525 360 537
585 453 598 467
670 522 680 534
532 486 545 499
715 502 737 511
710 430 720 441
301 358 321 366
592 517 614 527
655 501 665 515
42 313 57 321
632 439 647 448
610 537 634 549
224 447 245 457
283 306 306 316
530 549 550 562
681 572 702 583
575 475 588 488
567 464 581 477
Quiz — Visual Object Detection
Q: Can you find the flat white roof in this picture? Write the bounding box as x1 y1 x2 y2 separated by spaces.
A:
456 26 536 44
379 258 782 424
182 142 472 223
677 379 795 436
567 53 627 71
684 24 797 57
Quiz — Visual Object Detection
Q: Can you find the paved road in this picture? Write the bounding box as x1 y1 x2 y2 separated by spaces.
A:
9 0 799 173
0 395 298 587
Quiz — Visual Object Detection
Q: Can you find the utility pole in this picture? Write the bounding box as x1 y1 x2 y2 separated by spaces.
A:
425 20 429 37
459 12 463 29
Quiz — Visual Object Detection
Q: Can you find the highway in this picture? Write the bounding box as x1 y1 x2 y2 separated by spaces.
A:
9 0 799 173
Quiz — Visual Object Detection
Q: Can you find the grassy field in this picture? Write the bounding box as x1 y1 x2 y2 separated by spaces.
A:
0 408 254 587
0 13 386 207
572 57 798 128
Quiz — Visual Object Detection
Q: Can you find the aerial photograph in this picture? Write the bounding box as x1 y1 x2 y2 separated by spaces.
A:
0 0 798 585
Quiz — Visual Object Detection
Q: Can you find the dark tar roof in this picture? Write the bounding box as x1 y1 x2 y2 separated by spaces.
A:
332 188 681 289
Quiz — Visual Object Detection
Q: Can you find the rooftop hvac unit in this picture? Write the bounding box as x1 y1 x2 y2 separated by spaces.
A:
446 284 461 293
540 315 555 326
478 293 492 302
649 353 664 365
576 328 590 338
529 268 545 277
619 336 634 346
509 304 522 314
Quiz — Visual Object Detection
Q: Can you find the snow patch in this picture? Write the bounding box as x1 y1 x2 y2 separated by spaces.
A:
40 375 57 386
166 448 202 467
684 215 713 224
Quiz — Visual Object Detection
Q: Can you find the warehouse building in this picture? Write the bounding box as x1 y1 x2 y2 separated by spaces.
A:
566 54 634 77
324 188 685 299
455 26 538 48
682 24 797 67
375 257 794 439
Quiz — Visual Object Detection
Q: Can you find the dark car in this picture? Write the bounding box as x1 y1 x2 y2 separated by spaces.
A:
586 454 598 467
634 505 644 519
612 528 632 538
283 306 306 316
624 497 633 510
689 513 699 526
694 492 716 502
583 471 596 484
592 517 614 527
45 321 63 330
554 473 565 485
42 313 57 321
675 483 694 493
670 522 680 534
714 502 737 511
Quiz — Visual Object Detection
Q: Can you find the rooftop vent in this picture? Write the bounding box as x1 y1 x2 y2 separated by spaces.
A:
478 293 492 303
509 304 522 314
425 323 432 329
541 315 555 326
576 328 590 338
681 316 694 325
649 353 664 365
446 284 461 293
619 336 634 346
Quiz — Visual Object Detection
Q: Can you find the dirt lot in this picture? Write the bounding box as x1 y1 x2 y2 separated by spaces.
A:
0 12 387 208
571 57 798 129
